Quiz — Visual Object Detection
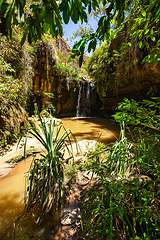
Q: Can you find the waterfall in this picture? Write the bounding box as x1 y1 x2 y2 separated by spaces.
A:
86 81 91 116
76 83 82 117
76 81 95 117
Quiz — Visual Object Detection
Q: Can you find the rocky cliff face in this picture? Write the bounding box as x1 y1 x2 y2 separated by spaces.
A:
27 38 80 116
98 64 160 113
55 37 71 53
87 32 160 114
0 101 28 147
26 36 94 117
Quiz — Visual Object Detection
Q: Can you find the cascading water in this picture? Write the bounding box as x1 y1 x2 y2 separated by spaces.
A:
86 81 91 116
76 81 95 117
76 82 82 117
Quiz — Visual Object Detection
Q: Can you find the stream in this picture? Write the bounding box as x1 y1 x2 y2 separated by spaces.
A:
0 117 119 239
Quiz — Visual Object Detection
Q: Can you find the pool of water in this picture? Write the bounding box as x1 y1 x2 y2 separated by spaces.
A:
0 117 119 239
61 117 119 144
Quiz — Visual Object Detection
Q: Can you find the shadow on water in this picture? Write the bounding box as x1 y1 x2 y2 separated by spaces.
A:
0 117 120 240
0 193 61 240
61 117 120 144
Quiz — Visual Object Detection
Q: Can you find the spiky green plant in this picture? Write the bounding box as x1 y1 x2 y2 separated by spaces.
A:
85 123 134 179
81 98 160 240
81 177 160 240
23 104 78 223
106 122 134 178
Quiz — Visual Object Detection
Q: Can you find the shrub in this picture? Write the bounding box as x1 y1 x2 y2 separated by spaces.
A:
22 104 77 223
81 97 160 240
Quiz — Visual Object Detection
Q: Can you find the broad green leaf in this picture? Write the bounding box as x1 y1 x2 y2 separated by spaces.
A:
82 10 87 22
0 0 3 8
79 54 83 67
68 54 77 63
139 41 142 49
71 3 79 23
43 21 50 32
138 31 142 40
40 6 46 20
74 0 81 9
151 36 156 41
141 10 146 17
98 16 106 27
144 29 149 35
88 2 91 14
72 39 83 50
150 28 154 36
144 21 149 30
63 3 70 24
88 39 97 52
80 41 86 53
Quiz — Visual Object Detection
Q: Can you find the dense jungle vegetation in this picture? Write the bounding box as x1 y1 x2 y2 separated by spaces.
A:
0 32 87 146
81 98 160 239
0 0 160 239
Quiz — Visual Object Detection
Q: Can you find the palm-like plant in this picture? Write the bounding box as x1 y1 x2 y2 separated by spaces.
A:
107 123 134 178
23 104 77 223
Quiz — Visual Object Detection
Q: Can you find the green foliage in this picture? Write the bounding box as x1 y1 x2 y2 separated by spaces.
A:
106 123 134 178
23 104 77 223
64 163 78 183
82 177 160 240
86 41 113 99
81 97 160 239
43 92 54 99
0 0 145 66
40 103 55 117
0 56 24 103
1 0 159 67
86 1 160 94
129 1 160 65
53 63 81 82
69 0 132 66
67 25 94 43
0 0 99 44
82 142 106 171
6 149 34 164
113 98 160 178
0 34 34 105
113 98 160 131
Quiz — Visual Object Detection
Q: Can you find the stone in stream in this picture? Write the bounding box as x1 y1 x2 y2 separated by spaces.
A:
61 203 81 226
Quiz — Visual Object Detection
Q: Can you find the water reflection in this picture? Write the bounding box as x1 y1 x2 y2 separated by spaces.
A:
0 192 24 234
0 117 119 239
0 204 61 240
61 117 119 144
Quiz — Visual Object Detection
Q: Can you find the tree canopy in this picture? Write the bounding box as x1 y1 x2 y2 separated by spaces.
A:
0 0 159 66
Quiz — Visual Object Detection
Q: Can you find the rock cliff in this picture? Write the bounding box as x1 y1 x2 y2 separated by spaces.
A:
87 32 160 114
27 37 91 116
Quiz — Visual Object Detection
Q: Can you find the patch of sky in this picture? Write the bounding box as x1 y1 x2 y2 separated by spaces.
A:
62 16 98 56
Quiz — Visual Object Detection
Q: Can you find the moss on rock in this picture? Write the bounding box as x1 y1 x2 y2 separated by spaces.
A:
0 100 28 147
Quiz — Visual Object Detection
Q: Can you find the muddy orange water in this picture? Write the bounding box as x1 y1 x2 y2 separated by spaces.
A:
0 117 119 239
61 117 119 144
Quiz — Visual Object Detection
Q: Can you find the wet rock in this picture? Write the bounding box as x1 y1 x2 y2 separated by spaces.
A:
61 203 81 227
61 217 72 226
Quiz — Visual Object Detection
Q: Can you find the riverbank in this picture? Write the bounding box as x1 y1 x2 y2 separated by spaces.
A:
0 116 118 239
0 116 119 178
0 138 98 240
0 136 45 177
